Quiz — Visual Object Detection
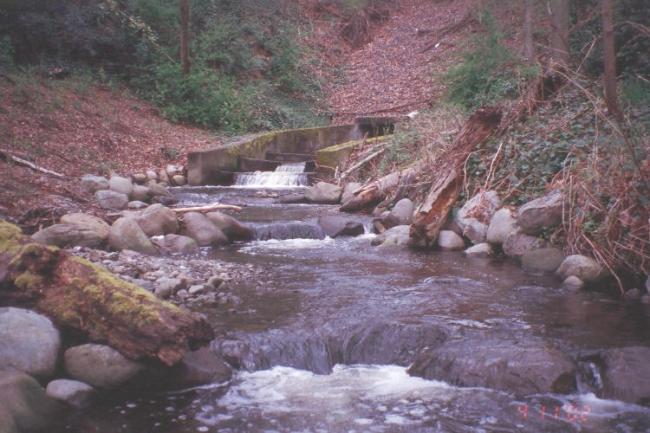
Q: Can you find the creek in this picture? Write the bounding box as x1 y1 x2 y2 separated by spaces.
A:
60 182 650 433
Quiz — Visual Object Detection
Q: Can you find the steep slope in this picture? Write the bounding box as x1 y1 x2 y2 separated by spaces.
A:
322 0 475 122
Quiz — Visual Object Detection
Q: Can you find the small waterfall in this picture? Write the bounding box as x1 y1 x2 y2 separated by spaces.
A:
234 162 308 187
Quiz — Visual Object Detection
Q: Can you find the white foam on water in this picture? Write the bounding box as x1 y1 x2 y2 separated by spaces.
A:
234 162 308 188
234 171 308 188
241 237 335 253
193 365 458 432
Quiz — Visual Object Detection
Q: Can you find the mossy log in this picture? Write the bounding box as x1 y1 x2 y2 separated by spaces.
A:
0 220 213 366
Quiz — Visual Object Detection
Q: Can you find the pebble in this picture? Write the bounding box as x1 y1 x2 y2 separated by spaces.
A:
71 246 261 309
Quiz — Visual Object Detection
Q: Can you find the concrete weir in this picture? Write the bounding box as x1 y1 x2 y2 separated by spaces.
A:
187 118 396 186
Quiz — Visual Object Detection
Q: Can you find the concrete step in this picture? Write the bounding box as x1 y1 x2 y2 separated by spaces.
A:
238 157 282 172
265 151 314 162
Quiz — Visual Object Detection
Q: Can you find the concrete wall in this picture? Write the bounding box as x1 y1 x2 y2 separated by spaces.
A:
188 124 364 185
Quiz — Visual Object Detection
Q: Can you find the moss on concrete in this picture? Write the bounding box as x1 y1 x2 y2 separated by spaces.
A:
316 137 386 170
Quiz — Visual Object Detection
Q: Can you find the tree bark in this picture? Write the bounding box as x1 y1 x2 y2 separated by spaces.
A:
601 0 621 118
547 0 570 65
0 221 213 367
409 108 503 248
340 163 424 212
180 0 191 76
524 0 536 62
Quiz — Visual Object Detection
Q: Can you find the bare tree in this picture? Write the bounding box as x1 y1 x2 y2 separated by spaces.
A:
601 0 621 118
547 0 570 65
524 0 535 62
180 0 191 75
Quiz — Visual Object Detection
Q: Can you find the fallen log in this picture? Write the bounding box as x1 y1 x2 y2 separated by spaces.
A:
0 220 214 366
340 162 424 212
409 170 461 248
409 107 503 248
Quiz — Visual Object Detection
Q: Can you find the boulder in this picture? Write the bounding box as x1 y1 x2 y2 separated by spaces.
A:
389 198 414 225
146 170 158 181
151 234 198 255
154 277 183 299
182 212 228 247
64 344 144 389
108 217 157 255
109 175 133 196
172 175 186 186
372 212 400 234
95 190 129 211
502 229 545 259
407 337 576 395
600 346 650 405
521 248 565 273
45 379 94 408
32 224 105 248
0 308 61 377
317 215 365 238
341 182 362 207
135 204 179 237
132 173 148 184
371 225 411 248
131 185 151 202
148 182 168 197
562 276 584 290
80 174 109 193
486 208 517 245
0 370 60 433
464 243 493 258
128 201 148 210
454 191 501 244
438 230 465 251
518 190 564 235
60 213 110 240
158 169 170 185
305 182 342 204
206 212 254 242
166 164 183 177
170 347 232 389
556 255 605 283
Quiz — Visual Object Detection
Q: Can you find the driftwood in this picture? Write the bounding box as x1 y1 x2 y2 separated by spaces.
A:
172 204 242 213
340 162 424 212
409 108 503 247
0 149 65 178
339 147 385 181
409 170 461 248
0 221 214 366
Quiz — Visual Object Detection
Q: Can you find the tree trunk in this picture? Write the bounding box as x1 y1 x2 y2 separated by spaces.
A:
547 0 570 65
0 221 213 367
524 0 535 62
601 0 621 118
180 0 191 76
409 108 503 248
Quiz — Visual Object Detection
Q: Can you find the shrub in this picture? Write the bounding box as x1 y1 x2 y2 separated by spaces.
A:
135 62 251 132
444 12 525 110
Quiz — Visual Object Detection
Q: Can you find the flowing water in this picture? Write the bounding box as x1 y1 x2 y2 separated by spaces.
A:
234 162 308 188
60 185 650 433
